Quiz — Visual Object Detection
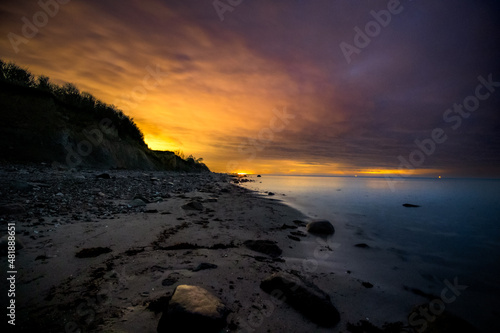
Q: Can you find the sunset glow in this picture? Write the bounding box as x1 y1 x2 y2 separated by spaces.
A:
1 1 499 176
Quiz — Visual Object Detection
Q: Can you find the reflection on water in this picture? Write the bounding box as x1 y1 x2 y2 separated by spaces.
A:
242 175 500 286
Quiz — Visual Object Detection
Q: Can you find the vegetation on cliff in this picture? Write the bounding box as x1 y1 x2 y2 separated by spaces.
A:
0 59 209 172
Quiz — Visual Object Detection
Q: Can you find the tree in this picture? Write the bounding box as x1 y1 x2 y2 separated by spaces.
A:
1 62 34 87
37 75 52 92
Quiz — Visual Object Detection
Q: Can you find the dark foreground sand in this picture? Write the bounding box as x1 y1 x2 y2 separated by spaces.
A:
0 166 480 332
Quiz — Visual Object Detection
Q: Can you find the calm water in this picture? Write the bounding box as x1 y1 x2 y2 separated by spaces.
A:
241 175 500 329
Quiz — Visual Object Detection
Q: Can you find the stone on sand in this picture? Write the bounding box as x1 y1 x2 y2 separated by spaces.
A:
157 285 228 333
243 239 282 258
129 198 147 207
181 201 204 211
260 272 340 327
306 220 335 235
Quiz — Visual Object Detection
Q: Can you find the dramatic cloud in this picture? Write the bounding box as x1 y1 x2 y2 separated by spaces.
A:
1 0 499 176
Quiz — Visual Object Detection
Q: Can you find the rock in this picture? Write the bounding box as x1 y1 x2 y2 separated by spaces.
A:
95 173 111 179
362 282 374 288
129 198 147 207
0 203 26 215
182 201 204 211
403 203 420 208
157 285 228 333
260 272 340 327
134 194 150 203
192 263 218 272
257 175 261 177
268 192 275 196
354 243 370 248
75 247 112 258
288 235 301 242
306 220 335 235
243 240 282 258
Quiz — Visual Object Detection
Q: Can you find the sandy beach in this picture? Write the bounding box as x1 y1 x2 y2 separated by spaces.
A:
0 166 480 332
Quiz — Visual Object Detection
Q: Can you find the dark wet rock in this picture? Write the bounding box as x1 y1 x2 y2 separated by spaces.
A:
257 175 261 177
243 240 282 258
192 263 218 272
0 203 26 215
75 247 112 258
129 198 147 207
288 235 301 242
260 272 340 327
95 173 111 179
402 203 420 208
134 194 151 203
268 192 275 196
280 223 298 230
306 220 335 235
354 243 370 248
145 209 159 213
182 201 204 211
157 285 228 333
362 282 374 288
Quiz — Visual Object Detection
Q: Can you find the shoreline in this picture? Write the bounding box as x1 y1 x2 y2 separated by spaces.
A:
0 166 482 332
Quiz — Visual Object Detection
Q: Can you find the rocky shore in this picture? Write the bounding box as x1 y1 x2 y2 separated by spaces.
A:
0 165 479 332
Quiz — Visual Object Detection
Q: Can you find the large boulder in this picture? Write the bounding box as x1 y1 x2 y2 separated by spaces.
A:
157 285 228 333
243 240 282 258
260 272 340 327
306 220 335 235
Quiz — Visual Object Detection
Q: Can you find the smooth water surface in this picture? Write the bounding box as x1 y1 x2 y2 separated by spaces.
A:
241 175 500 328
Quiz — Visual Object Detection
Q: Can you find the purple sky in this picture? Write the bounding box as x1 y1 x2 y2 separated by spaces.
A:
1 0 499 176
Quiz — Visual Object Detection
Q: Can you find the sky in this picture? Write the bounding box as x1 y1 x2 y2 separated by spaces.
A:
1 0 500 176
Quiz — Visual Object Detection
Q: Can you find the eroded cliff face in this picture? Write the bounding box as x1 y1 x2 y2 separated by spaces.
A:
0 81 208 172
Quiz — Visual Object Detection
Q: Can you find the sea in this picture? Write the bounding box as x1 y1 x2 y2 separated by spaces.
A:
240 175 500 331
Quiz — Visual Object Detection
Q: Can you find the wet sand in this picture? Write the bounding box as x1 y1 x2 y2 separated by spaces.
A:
0 166 479 332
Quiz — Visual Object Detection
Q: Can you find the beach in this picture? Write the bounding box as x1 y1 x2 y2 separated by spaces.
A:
0 166 485 332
